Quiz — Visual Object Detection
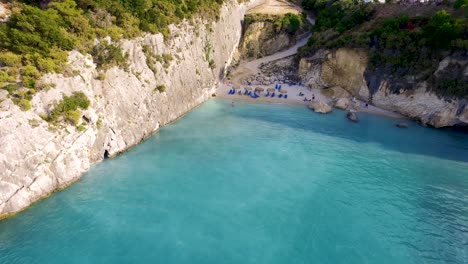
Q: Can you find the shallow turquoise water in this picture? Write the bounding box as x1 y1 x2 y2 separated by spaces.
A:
1 99 468 264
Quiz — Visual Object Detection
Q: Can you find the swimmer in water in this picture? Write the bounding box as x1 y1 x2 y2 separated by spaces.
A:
231 101 235 107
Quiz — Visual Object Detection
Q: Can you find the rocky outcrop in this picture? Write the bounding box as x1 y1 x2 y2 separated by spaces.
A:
0 0 262 218
308 100 332 114
239 14 310 59
299 49 370 100
346 111 359 123
335 97 350 110
298 48 468 128
0 2 9 22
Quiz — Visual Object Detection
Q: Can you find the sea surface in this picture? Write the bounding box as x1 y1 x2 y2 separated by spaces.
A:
1 99 468 264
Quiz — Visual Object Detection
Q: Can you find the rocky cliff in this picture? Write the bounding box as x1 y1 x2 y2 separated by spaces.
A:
239 13 310 59
0 0 262 218
298 48 468 128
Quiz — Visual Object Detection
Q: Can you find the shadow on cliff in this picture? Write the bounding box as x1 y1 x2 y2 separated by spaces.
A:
225 100 468 163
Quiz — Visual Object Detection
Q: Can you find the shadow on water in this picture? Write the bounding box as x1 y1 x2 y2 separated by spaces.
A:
215 99 468 163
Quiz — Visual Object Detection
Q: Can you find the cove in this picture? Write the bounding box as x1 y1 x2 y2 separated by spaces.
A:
1 99 467 264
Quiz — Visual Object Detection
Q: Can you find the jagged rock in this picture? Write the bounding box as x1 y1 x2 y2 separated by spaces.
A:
346 111 359 122
309 100 332 114
396 123 409 128
335 98 350 110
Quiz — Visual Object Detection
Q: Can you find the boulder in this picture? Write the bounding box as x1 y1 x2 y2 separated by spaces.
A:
335 97 350 110
309 100 332 114
346 111 359 122
328 86 352 99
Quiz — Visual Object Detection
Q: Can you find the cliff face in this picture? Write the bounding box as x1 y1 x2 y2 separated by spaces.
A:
0 0 262 218
298 48 468 128
240 21 294 58
239 14 310 59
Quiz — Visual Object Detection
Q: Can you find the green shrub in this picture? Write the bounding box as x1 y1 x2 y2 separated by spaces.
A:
3 84 19 95
91 41 127 70
0 52 22 67
96 117 102 129
282 13 302 34
77 124 87 132
454 0 468 9
209 59 216 69
46 92 90 125
65 110 82 125
155 85 166 93
17 99 32 111
97 72 106 80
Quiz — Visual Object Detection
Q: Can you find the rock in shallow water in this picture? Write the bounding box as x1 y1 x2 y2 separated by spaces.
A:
347 111 359 122
309 100 332 114
396 123 409 128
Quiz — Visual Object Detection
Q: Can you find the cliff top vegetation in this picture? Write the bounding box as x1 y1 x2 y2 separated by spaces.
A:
0 0 225 110
244 12 311 34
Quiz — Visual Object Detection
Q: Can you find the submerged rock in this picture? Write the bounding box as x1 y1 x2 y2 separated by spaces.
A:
346 111 359 122
396 123 409 128
309 100 332 114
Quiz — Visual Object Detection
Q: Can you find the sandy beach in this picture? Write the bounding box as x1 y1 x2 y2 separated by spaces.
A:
217 82 405 119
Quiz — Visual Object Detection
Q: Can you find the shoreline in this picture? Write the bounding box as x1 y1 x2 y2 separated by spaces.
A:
217 83 406 120
0 93 214 221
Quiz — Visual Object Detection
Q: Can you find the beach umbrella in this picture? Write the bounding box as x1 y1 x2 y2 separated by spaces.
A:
244 87 253 91
267 88 275 92
255 87 265 92
279 90 287 93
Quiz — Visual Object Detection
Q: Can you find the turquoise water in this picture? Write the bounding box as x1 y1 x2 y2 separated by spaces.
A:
1 99 468 264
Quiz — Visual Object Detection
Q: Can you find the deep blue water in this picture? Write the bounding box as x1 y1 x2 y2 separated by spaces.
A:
1 99 468 264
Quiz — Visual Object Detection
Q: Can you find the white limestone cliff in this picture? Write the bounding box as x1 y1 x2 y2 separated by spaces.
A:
0 0 263 218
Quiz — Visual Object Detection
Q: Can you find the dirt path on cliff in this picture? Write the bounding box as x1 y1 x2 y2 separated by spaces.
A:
248 0 302 15
228 0 315 86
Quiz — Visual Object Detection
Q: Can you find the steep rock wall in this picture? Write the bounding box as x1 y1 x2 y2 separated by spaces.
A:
0 0 263 218
240 21 294 58
298 48 468 128
239 15 309 59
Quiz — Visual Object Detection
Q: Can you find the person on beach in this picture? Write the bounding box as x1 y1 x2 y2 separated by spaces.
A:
312 94 315 100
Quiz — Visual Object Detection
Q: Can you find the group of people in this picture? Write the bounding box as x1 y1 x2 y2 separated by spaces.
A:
300 92 315 102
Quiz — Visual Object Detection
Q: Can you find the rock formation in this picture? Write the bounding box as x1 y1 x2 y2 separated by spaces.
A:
346 111 359 123
0 0 263 218
309 100 332 114
239 14 310 59
298 48 468 128
334 98 350 110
